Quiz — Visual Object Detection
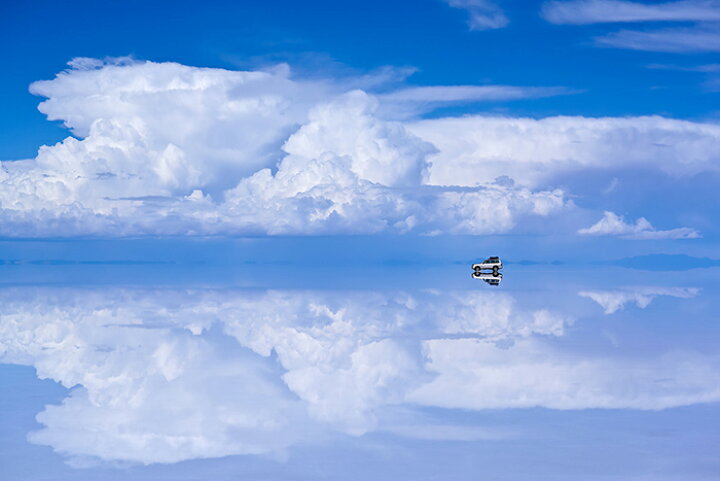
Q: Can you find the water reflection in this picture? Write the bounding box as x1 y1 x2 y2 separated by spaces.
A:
472 271 502 285
578 286 700 314
1 283 717 466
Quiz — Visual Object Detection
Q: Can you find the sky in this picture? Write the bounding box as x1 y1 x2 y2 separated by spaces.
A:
1 0 719 240
2 0 720 161
0 1 719 479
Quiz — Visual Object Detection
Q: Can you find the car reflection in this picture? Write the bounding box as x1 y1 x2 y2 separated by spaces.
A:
472 271 502 286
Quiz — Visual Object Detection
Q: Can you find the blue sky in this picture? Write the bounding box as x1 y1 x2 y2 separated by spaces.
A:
0 1 718 243
2 0 719 160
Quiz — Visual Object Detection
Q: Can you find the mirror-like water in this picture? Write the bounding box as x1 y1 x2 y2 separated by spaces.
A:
1 240 718 480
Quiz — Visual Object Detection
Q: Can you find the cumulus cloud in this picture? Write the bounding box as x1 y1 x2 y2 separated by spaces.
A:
28 59 327 186
409 115 720 188
0 59 574 237
442 0 509 30
2 59 718 237
542 0 720 24
578 211 701 239
579 286 699 313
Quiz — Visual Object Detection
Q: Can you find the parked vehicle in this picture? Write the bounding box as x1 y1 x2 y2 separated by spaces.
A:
472 256 503 273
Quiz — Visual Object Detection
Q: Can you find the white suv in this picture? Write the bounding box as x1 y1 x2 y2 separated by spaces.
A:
472 256 503 272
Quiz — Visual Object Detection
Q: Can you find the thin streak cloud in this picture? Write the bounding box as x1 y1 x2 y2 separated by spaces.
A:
542 0 720 24
379 85 572 103
596 24 720 52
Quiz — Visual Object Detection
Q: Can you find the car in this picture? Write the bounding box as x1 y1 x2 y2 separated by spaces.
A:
472 271 502 285
471 256 503 273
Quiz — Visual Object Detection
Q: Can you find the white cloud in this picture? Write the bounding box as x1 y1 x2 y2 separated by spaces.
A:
646 63 720 72
0 59 574 237
218 91 568 235
3 59 719 237
28 59 328 187
409 115 720 189
1 286 718 464
596 24 720 52
280 91 431 187
442 0 509 30
542 0 720 24
579 286 699 313
379 85 569 104
376 85 574 118
578 211 701 239
645 64 720 92
542 1 720 53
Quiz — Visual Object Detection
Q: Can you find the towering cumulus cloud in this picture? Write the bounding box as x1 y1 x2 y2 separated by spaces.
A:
1 58 717 237
0 59 568 236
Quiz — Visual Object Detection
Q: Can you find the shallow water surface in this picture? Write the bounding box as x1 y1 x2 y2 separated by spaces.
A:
1 239 718 480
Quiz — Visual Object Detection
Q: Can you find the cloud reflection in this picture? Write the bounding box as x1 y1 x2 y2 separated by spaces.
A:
579 286 699 314
0 286 716 465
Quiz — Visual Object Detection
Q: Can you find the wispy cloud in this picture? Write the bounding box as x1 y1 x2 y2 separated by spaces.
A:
646 63 720 72
596 24 720 52
379 85 571 103
646 63 720 92
542 0 720 25
578 211 701 239
542 1 720 53
442 0 509 30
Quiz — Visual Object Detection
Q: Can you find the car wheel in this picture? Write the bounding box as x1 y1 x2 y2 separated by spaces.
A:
492 266 499 274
